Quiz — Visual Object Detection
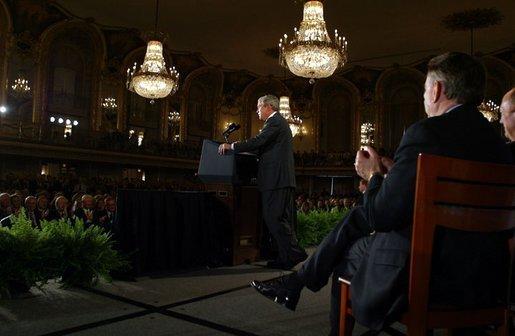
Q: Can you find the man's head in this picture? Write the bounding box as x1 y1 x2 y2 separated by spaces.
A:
105 196 116 213
37 194 48 209
10 194 22 209
256 95 279 121
55 196 68 212
424 52 485 117
358 179 368 193
0 193 10 208
95 195 105 210
81 194 95 210
500 88 515 141
25 196 37 212
343 197 352 209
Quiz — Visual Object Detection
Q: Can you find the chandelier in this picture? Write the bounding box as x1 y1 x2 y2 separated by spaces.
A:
11 76 31 98
126 0 179 101
279 96 303 137
102 97 118 110
477 100 500 122
126 41 179 101
360 122 375 147
279 1 348 83
168 110 181 123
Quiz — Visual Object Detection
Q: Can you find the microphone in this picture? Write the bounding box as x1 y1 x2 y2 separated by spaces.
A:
222 123 240 142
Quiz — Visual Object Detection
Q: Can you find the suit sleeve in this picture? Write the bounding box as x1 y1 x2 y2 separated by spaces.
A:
233 117 280 153
364 122 439 232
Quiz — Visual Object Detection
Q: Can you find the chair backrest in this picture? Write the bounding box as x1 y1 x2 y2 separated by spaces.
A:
408 154 515 325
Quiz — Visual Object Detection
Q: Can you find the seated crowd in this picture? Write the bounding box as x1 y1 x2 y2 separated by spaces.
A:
296 179 367 213
0 190 117 231
296 194 357 213
0 173 205 230
294 150 395 167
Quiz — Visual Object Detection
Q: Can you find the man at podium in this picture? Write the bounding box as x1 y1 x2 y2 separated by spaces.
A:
218 94 307 270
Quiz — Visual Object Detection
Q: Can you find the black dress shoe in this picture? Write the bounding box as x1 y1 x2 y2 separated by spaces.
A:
250 275 302 311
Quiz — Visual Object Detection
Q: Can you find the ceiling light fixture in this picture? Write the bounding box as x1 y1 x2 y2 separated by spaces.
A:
126 0 179 101
478 100 499 122
279 96 303 137
279 1 348 84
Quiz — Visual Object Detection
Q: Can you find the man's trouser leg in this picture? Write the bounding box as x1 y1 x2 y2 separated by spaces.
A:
261 187 303 263
329 235 374 336
297 206 371 292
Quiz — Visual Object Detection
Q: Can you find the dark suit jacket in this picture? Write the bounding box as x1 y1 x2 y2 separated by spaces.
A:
233 112 295 191
36 208 51 222
73 208 95 226
48 208 70 222
0 215 12 228
350 104 513 330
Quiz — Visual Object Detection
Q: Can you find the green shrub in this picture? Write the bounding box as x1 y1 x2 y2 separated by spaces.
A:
297 209 349 248
41 219 128 287
0 211 55 297
0 211 127 298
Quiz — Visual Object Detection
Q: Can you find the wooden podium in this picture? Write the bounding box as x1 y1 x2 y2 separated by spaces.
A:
198 140 261 265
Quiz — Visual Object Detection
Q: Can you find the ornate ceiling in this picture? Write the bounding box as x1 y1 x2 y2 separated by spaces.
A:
47 0 515 75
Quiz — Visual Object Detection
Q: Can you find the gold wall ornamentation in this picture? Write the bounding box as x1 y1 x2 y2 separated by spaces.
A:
0 0 512 159
34 20 106 138
181 66 224 143
312 77 360 152
375 67 425 151
0 0 13 107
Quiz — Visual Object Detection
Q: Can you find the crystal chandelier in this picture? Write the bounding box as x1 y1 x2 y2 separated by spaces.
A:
279 1 348 83
168 110 180 123
126 41 179 100
11 76 31 98
477 100 500 122
102 97 118 110
279 96 303 137
126 0 179 101
360 122 375 147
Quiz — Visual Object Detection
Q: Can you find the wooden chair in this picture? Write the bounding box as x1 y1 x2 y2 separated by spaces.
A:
339 154 515 336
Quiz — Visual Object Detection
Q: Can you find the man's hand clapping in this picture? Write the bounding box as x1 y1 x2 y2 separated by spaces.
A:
354 146 393 181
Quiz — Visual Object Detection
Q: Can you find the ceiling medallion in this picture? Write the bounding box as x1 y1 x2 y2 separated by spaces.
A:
279 1 348 84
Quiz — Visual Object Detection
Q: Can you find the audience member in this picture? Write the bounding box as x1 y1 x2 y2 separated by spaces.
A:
500 87 515 153
0 192 11 218
36 193 51 222
94 195 106 212
74 194 96 226
355 179 368 206
10 194 23 215
24 196 39 228
250 52 513 334
98 196 116 231
500 87 515 316
49 196 70 221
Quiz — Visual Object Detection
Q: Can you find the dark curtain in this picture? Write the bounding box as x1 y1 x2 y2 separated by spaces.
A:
114 190 232 275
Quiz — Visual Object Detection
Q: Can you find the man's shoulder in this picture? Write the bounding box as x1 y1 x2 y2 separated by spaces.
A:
404 105 471 137
509 142 515 161
268 112 283 123
403 117 434 140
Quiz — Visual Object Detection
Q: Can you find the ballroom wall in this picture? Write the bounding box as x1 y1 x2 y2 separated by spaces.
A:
0 0 513 158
